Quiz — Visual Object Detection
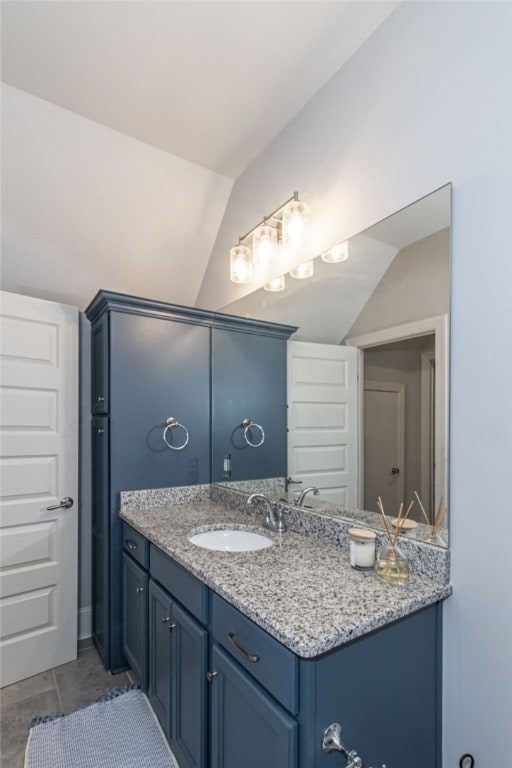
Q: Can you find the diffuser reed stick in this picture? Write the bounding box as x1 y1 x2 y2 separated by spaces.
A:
414 490 432 527
391 500 415 547
377 496 393 543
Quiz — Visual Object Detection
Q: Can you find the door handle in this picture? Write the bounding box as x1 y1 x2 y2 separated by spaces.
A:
47 497 74 511
391 467 400 475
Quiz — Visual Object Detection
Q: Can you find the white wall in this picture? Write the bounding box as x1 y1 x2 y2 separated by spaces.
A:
199 2 512 764
1 84 233 310
346 228 450 339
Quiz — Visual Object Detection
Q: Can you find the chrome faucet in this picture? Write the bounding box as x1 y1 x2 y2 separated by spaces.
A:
246 493 287 533
294 486 320 507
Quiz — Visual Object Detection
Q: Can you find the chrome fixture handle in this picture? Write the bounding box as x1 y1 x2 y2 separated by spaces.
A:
242 418 265 448
322 724 363 768
228 632 260 663
247 493 287 533
136 586 144 594
295 486 320 506
163 417 189 451
125 539 138 550
207 671 218 683
46 497 74 511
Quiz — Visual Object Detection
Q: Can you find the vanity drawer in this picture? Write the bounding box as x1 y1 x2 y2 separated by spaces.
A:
210 592 298 715
150 545 208 625
122 523 149 569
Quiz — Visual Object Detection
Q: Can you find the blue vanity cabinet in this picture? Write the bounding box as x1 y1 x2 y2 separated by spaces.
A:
86 290 212 674
121 551 148 691
210 643 298 768
148 546 208 768
297 603 442 768
211 315 297 483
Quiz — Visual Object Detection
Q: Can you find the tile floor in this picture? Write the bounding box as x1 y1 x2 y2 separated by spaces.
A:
0 641 133 768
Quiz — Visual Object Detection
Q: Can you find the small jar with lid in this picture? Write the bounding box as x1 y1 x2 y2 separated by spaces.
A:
348 528 377 570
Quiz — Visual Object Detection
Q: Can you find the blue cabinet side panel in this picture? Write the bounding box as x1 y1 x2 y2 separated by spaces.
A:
211 329 288 482
299 604 440 768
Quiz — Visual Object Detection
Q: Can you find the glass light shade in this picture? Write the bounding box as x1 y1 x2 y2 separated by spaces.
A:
230 244 253 284
253 223 277 268
282 200 310 251
289 260 314 279
321 241 348 263
263 275 285 292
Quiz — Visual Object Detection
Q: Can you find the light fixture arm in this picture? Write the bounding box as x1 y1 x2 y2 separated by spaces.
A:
238 191 299 244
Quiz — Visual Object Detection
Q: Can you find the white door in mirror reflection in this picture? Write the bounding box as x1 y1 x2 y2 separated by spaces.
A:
363 382 405 514
287 341 358 506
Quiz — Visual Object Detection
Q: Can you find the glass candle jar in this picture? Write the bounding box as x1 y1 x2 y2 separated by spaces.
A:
348 528 376 570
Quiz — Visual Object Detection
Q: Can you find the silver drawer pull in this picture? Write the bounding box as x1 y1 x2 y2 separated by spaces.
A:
136 586 144 594
227 632 260 663
207 670 218 683
125 540 138 550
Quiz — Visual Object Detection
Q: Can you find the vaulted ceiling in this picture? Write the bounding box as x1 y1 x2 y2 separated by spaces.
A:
0 1 398 309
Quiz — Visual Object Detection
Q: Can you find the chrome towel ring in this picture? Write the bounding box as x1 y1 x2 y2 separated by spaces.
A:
163 417 189 451
242 418 265 448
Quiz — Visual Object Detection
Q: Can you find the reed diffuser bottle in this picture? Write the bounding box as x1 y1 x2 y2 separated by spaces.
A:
375 496 411 586
375 541 409 585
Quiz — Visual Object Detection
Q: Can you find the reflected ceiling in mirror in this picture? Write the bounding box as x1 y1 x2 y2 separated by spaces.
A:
217 185 451 547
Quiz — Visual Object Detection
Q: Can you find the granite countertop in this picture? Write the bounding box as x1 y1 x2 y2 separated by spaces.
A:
119 499 451 659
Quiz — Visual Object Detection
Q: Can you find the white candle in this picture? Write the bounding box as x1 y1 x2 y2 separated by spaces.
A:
349 528 376 570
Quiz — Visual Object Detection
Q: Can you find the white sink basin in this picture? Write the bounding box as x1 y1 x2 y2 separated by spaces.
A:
188 528 273 552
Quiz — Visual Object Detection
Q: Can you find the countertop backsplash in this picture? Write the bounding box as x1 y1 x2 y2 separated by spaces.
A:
120 483 449 587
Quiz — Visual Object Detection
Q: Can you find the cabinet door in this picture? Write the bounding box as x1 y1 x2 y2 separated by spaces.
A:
122 553 148 691
170 602 208 768
148 579 173 738
211 328 288 482
210 644 297 768
109 312 211 490
91 416 109 668
91 314 109 414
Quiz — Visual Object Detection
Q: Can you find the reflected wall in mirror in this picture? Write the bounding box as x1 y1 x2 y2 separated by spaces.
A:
216 185 451 547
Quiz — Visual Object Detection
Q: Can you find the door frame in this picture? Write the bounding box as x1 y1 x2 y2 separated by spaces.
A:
345 314 449 517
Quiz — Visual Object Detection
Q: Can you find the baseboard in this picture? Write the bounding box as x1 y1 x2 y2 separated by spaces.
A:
78 605 92 640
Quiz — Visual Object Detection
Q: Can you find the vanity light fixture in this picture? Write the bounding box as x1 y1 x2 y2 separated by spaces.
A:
229 192 308 284
282 198 310 251
263 275 286 292
253 221 278 269
229 242 253 284
289 260 314 279
321 241 349 263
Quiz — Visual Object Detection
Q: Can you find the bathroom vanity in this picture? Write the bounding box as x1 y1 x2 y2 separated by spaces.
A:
119 489 450 768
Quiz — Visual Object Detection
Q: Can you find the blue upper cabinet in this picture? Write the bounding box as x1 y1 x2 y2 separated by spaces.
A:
211 315 296 482
86 290 295 673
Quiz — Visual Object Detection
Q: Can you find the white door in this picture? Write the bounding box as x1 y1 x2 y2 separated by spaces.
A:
363 382 405 516
0 291 78 687
287 341 358 506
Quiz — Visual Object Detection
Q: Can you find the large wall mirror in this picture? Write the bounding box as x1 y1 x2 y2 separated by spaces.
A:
216 185 451 547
